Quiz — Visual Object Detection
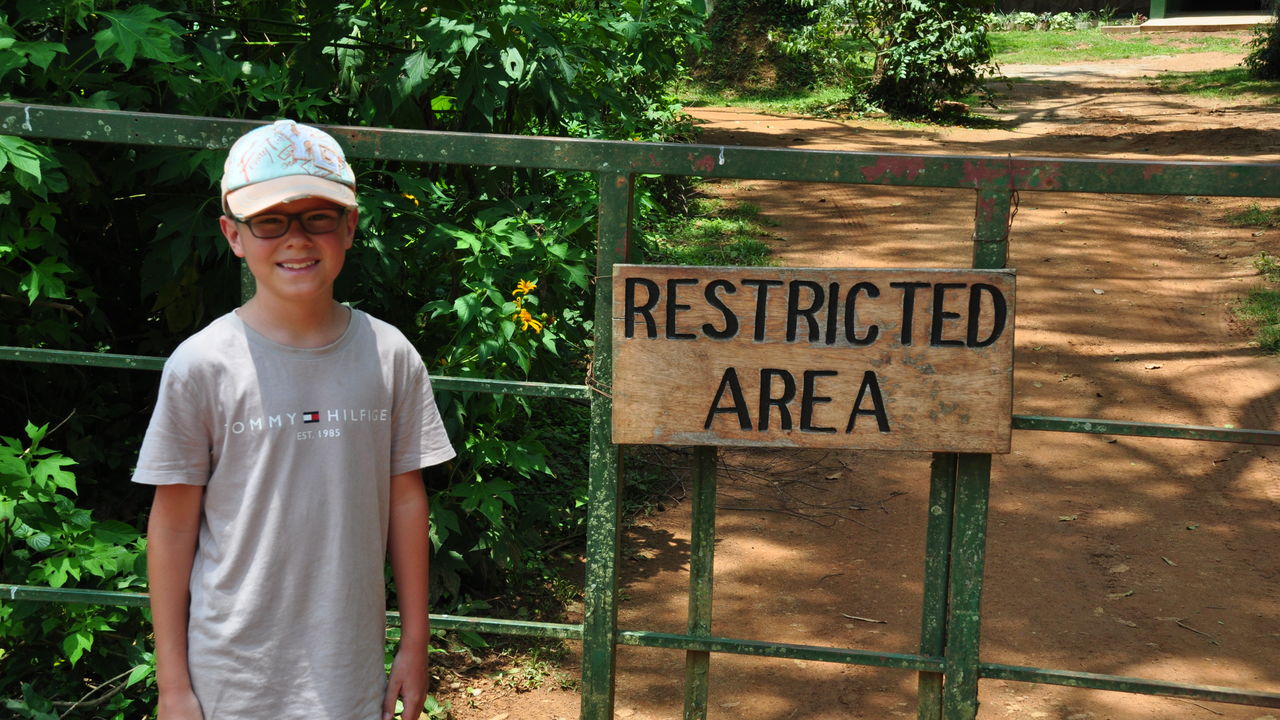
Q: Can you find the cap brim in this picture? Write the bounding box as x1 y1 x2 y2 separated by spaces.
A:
224 175 357 218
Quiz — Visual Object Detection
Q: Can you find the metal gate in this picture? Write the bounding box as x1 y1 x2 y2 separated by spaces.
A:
2 103 1278 719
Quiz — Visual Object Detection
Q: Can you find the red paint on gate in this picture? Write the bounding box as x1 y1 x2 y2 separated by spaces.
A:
860 156 926 182
691 154 717 173
963 161 1007 186
975 193 1000 223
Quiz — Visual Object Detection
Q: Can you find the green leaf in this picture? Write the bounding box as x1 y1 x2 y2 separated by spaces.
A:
453 294 480 325
400 50 440 95
500 47 525 80
125 663 152 687
0 135 49 181
62 628 93 665
94 520 139 545
26 532 52 552
27 202 59 232
15 40 68 70
32 454 77 492
21 256 72 303
93 6 182 70
25 421 47 445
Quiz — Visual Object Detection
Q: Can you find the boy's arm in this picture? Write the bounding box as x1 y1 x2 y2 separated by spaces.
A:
383 469 431 720
147 483 206 720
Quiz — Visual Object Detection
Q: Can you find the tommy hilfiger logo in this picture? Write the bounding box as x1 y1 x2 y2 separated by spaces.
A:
225 408 391 435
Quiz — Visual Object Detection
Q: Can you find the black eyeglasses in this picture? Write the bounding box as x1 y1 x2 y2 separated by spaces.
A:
235 208 346 239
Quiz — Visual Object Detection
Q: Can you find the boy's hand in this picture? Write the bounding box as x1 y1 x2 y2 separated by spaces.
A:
157 686 204 720
383 646 429 720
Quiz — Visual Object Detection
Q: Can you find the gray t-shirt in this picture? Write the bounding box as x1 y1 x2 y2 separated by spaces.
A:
134 309 455 720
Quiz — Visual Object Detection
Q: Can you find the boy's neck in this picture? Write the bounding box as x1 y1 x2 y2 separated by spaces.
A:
235 296 351 348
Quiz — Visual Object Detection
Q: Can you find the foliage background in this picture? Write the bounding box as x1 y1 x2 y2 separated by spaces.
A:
0 0 704 715
693 0 997 116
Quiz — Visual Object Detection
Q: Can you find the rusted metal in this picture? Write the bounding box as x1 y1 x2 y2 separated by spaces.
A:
4 103 1280 196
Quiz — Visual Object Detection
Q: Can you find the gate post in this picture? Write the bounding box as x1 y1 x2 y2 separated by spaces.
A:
683 446 718 719
930 186 1012 719
580 172 636 720
917 453 957 720
941 454 993 720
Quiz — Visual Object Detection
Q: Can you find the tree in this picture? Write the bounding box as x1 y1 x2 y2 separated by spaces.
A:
788 0 998 116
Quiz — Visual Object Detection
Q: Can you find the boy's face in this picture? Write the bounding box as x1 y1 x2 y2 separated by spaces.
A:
220 197 358 306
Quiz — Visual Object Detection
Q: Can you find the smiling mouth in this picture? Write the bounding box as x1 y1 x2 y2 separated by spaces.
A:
279 260 319 270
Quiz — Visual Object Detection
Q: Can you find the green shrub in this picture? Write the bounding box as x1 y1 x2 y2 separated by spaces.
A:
0 423 152 719
783 0 998 117
0 11 711 713
1246 6 1280 79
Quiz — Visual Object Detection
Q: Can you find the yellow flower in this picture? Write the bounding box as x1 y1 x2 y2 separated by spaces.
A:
512 279 538 297
515 307 543 333
401 192 420 207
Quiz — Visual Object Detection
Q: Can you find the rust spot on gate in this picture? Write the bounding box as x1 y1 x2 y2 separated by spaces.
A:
691 153 717 174
963 161 1007 187
1143 164 1166 180
861 156 926 182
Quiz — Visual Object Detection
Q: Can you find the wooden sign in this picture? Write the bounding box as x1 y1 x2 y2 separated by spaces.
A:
611 265 1015 453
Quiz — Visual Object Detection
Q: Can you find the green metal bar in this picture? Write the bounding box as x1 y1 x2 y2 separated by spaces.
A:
431 377 589 400
619 630 944 671
0 346 166 371
579 172 633 720
1 585 585 639
972 189 1012 269
1012 415 1280 445
1 584 151 607
683 447 718 720
0 347 589 399
5 104 1280 197
918 453 957 720
17 343 1280 440
981 663 1280 709
398 613 584 641
941 454 993 720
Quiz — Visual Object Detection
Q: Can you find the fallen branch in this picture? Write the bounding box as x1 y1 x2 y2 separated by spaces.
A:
841 613 886 624
1174 619 1220 646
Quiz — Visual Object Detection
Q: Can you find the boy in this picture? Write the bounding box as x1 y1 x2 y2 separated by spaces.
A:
134 119 455 720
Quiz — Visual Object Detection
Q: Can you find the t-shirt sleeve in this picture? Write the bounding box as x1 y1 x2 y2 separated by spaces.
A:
132 360 213 486
390 353 456 476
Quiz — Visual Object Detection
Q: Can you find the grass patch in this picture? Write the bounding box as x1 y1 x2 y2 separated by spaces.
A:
1235 286 1280 352
991 29 1248 65
1224 203 1280 229
677 80 856 115
1155 66 1280 101
643 196 776 267
1233 253 1280 353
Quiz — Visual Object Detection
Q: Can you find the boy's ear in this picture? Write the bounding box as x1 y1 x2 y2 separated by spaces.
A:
220 215 247 258
343 207 359 248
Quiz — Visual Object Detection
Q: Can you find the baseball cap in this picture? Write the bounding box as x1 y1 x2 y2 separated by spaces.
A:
220 119 357 218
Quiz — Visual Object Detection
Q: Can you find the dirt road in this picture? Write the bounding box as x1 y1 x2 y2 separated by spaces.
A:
442 41 1280 720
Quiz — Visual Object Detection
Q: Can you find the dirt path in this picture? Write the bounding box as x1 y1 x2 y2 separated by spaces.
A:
442 41 1280 720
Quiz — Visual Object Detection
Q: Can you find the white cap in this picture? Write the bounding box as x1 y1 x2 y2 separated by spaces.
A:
220 119 357 218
